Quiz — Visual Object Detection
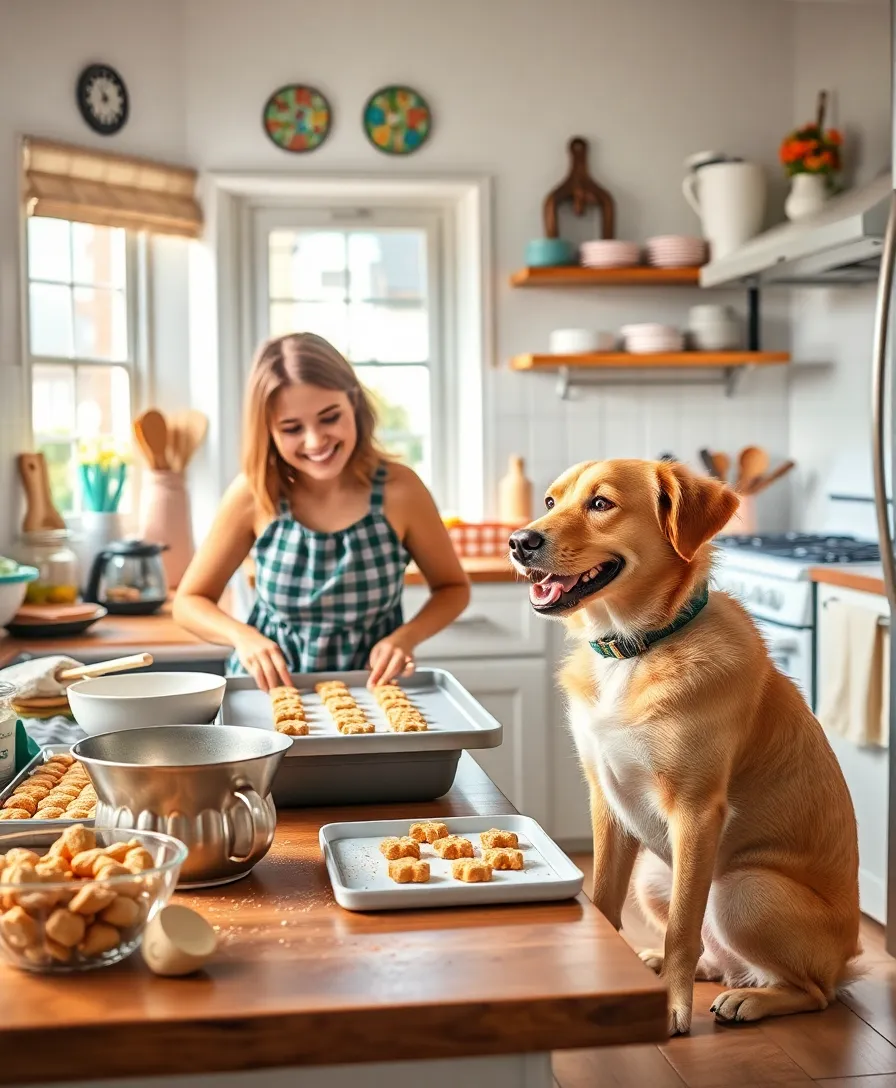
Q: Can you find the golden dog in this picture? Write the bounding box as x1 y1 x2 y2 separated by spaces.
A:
509 458 860 1036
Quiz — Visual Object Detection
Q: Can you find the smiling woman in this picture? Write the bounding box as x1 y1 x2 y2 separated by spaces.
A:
172 332 470 694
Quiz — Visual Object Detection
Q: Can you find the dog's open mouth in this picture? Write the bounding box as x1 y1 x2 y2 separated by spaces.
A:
525 559 624 613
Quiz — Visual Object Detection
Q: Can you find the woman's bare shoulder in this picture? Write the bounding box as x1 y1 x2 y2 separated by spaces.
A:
220 474 258 521
383 461 428 498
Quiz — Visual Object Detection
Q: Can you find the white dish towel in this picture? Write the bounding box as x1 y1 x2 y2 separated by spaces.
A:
0 656 82 699
818 598 888 748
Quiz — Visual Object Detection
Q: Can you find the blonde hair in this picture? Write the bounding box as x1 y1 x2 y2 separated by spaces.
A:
242 333 390 515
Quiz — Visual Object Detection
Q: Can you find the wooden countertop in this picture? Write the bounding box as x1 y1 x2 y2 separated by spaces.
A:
0 756 666 1084
0 558 518 668
809 564 886 597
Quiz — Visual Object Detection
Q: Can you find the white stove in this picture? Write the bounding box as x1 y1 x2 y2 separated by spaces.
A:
712 533 881 707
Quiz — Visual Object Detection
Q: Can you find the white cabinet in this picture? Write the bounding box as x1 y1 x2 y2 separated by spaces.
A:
816 583 890 924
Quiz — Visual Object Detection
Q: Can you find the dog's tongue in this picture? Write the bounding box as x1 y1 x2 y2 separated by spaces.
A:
529 572 580 606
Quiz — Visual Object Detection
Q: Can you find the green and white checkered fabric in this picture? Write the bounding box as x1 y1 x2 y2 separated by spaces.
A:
227 464 409 675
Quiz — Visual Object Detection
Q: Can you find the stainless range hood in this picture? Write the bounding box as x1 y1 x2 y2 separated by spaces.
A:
700 171 892 287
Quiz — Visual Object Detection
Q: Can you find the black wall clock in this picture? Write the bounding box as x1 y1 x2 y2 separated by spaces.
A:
76 63 129 136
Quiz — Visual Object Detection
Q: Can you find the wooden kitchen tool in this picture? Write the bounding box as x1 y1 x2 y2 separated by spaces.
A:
735 446 770 492
180 409 208 466
711 452 730 483
134 410 170 471
543 136 616 240
17 453 66 532
699 449 719 478
57 652 154 682
748 460 796 495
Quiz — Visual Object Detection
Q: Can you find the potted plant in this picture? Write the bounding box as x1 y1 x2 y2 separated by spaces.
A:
779 90 843 221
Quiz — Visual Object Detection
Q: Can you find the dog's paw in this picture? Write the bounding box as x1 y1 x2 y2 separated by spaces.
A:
668 1004 692 1036
638 948 664 973
710 988 762 1023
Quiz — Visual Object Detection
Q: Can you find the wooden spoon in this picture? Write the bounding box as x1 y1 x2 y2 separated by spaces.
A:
748 460 796 495
18 453 66 532
180 410 208 467
735 446 770 492
57 652 154 683
711 452 730 483
135 410 170 471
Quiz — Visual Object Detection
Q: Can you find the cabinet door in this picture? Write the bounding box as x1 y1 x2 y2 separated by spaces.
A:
433 658 549 827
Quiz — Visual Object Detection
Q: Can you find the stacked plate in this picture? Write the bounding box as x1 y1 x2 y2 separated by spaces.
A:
549 328 615 354
580 240 641 269
620 323 685 354
645 235 706 268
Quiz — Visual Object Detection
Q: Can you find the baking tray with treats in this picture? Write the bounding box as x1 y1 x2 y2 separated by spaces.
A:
320 814 584 911
218 669 503 807
0 745 96 830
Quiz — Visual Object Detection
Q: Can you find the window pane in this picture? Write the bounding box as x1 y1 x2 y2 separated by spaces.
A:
72 223 127 288
74 287 128 360
269 301 349 353
269 230 347 300
29 283 74 357
348 302 428 363
356 364 431 484
32 363 76 437
28 218 72 283
348 231 426 301
39 441 76 515
75 365 131 440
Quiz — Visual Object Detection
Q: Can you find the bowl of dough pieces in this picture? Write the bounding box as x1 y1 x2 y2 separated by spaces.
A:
0 824 187 972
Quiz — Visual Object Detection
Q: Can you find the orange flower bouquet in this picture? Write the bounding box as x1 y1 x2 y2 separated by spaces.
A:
779 90 843 189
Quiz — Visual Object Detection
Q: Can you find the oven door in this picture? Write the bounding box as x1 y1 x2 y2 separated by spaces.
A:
753 618 815 708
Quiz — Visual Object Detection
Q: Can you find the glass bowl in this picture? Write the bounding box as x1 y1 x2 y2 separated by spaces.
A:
0 827 187 972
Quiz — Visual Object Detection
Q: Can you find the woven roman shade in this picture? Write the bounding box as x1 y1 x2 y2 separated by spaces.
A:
22 137 202 239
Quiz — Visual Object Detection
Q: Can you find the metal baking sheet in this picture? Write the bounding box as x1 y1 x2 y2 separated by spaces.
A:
0 744 94 830
320 814 584 911
219 668 503 757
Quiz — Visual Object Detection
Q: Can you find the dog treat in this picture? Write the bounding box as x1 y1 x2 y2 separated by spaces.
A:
388 858 431 884
314 685 376 735
268 686 310 737
275 719 309 737
1 759 98 821
432 835 474 860
451 859 492 883
338 721 375 735
378 836 420 860
409 821 449 844
481 847 524 871
479 829 519 850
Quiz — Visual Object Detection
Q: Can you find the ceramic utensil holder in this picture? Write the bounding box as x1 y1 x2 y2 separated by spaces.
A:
140 470 194 588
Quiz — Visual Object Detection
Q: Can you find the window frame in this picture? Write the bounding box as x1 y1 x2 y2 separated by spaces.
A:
250 203 450 505
22 219 147 517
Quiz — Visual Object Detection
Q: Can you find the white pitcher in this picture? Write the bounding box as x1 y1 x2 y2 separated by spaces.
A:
682 161 767 261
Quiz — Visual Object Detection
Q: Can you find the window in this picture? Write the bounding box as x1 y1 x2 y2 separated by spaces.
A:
25 217 136 513
254 208 443 495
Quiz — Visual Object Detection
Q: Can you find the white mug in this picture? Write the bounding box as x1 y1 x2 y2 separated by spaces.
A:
682 161 767 261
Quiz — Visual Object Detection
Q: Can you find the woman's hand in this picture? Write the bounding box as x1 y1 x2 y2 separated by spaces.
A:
368 630 417 689
233 629 292 691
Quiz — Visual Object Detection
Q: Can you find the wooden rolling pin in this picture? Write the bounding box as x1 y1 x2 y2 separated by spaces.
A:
57 653 154 682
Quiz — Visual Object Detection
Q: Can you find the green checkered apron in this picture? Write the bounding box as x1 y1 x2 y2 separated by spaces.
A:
227 464 409 675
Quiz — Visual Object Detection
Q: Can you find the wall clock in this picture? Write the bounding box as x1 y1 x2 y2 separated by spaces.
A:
363 85 431 156
76 63 129 136
262 84 332 153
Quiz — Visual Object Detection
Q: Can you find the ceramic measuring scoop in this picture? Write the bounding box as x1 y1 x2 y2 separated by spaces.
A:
141 904 217 976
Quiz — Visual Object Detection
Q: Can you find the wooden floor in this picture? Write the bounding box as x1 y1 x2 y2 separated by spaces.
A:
554 856 896 1088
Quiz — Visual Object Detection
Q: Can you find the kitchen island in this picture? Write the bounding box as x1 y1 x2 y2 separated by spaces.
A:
0 755 666 1088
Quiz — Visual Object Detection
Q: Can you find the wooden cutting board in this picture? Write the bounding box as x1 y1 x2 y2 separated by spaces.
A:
13 603 100 623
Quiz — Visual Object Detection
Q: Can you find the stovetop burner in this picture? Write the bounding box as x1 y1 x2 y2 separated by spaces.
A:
716 532 880 565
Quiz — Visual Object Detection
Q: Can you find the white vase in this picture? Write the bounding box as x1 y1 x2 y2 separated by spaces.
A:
73 511 124 592
784 174 828 221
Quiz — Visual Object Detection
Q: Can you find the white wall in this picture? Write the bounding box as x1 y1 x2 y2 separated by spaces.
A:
788 0 891 531
0 0 801 550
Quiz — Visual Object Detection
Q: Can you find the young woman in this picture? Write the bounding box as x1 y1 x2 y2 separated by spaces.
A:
173 333 470 690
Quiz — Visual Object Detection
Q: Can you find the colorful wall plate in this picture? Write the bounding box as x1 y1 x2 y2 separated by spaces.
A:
363 85 432 156
263 84 331 153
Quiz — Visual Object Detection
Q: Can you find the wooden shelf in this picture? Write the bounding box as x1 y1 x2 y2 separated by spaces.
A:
510 266 703 287
511 351 790 371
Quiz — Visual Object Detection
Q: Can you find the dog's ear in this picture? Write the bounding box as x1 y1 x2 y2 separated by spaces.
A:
655 461 739 561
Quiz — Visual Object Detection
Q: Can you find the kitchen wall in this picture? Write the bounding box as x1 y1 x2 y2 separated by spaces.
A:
0 0 802 548
788 0 891 532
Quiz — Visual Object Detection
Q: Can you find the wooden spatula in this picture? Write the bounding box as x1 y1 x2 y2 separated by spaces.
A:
134 410 170 471
180 410 208 467
18 453 67 532
748 460 796 495
711 452 730 483
735 446 770 492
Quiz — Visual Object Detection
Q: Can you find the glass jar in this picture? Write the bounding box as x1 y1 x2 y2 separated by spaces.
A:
0 681 16 789
14 530 80 605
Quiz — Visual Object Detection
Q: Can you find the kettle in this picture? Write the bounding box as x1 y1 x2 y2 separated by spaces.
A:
84 540 168 616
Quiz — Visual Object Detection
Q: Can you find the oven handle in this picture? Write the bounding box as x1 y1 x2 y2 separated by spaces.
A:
871 190 896 609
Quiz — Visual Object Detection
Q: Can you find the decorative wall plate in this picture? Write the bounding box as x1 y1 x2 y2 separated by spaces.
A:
76 63 129 136
262 84 331 153
363 85 431 155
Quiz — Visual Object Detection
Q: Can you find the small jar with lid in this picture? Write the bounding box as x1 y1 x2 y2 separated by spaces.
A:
0 681 16 789
14 530 80 605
